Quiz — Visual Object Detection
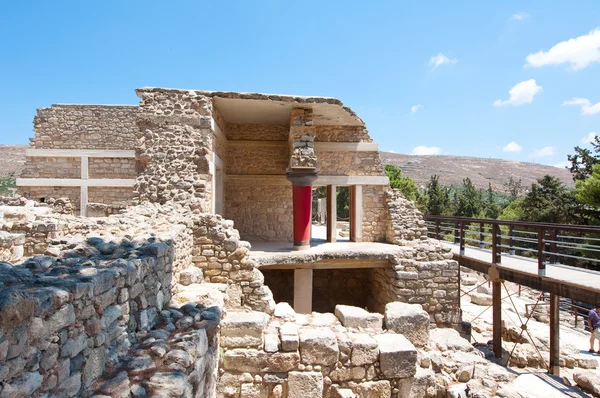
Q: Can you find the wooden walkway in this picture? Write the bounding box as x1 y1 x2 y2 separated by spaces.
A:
440 241 600 305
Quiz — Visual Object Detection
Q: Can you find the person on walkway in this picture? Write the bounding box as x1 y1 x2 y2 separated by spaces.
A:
589 305 600 353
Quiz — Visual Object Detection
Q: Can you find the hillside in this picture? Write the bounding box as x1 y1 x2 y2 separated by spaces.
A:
0 145 27 177
0 145 577 191
382 152 574 191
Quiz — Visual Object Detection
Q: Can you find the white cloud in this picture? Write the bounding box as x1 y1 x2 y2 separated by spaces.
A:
525 27 600 70
553 160 571 169
530 146 555 157
562 97 600 115
410 105 422 113
429 53 458 69
582 132 598 144
493 79 542 106
502 141 522 152
412 146 441 155
512 12 529 21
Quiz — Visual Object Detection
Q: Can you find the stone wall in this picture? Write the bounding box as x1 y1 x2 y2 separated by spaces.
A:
88 187 136 207
19 187 81 213
316 151 384 176
135 88 215 212
362 185 389 242
385 190 429 243
226 143 288 175
313 269 371 313
88 158 137 179
30 105 138 150
21 157 81 179
315 126 372 142
223 182 293 242
226 124 288 141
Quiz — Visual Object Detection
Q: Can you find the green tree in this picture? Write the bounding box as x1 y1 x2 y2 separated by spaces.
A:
520 175 580 224
425 175 451 215
568 134 600 181
503 176 523 201
576 164 600 207
483 182 501 219
455 178 482 218
0 173 16 196
384 164 419 201
498 197 524 221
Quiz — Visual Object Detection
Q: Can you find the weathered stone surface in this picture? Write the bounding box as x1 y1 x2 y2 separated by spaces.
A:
350 333 379 366
574 370 600 396
273 302 296 321
82 347 106 387
384 302 430 347
0 371 43 398
220 311 269 348
334 305 383 331
288 371 323 398
374 334 417 379
299 327 339 366
354 380 391 398
280 322 299 352
144 371 192 397
470 292 493 306
429 328 474 352
330 385 356 398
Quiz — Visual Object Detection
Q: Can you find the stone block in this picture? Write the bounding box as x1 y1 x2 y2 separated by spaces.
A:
384 302 430 347
220 311 269 348
429 328 474 352
288 372 323 398
329 385 356 398
299 327 339 366
374 334 417 379
334 305 383 331
354 380 391 398
350 333 379 366
222 349 267 372
470 292 492 306
280 322 299 351
240 383 269 398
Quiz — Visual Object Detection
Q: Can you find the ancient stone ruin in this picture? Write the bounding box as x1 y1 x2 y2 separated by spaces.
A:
1 87 470 397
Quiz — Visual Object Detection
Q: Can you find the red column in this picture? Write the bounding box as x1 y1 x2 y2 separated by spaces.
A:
293 185 312 250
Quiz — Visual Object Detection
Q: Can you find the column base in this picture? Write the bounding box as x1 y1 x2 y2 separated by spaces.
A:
293 242 311 251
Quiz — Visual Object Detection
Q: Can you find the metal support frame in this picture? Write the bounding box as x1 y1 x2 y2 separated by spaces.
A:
549 293 560 375
492 279 502 358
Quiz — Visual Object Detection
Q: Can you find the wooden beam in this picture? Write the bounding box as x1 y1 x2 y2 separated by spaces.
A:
549 293 560 375
493 280 502 358
25 149 135 158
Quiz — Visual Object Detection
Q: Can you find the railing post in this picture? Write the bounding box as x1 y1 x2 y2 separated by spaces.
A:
479 223 485 248
538 228 546 276
550 229 558 264
492 223 501 264
493 279 502 358
509 225 515 255
435 219 440 241
454 222 460 244
549 293 560 375
459 221 465 255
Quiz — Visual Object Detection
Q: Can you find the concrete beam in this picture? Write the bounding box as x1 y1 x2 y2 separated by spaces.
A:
259 258 389 270
25 149 135 158
17 178 136 187
294 268 313 314
226 175 390 186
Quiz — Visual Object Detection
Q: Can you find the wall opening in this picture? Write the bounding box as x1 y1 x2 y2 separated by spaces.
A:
311 186 350 243
262 269 294 306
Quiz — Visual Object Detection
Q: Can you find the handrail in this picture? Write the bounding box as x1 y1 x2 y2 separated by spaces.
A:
423 215 600 275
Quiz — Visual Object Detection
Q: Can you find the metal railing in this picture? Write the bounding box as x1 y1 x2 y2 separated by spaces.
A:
423 215 600 275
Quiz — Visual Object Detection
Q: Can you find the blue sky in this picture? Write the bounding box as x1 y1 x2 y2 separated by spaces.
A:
1 1 599 168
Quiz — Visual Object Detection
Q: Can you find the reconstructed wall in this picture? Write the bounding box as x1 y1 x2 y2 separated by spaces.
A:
226 143 289 175
316 151 384 176
226 123 288 141
88 158 137 179
362 185 389 242
30 105 138 150
88 187 136 206
18 187 81 212
224 182 293 242
20 157 81 179
315 126 372 142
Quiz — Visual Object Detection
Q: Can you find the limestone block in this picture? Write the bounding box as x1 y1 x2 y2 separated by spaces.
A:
574 370 600 396
299 327 339 366
288 372 323 398
220 311 269 348
144 371 193 398
350 333 379 366
273 302 296 321
429 328 474 352
0 371 43 398
280 322 299 352
470 292 492 306
374 334 417 379
329 385 356 398
264 331 280 353
334 305 383 331
354 380 391 398
240 383 269 398
222 349 267 372
384 302 430 347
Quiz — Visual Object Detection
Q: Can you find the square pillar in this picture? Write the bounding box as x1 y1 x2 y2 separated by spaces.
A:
350 185 363 242
326 185 337 242
294 268 313 313
80 156 88 217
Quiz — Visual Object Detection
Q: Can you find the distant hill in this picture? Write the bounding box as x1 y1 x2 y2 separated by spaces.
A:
0 145 577 192
0 145 26 177
381 152 575 192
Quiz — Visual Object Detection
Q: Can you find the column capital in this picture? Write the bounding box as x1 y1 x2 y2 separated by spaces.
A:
286 168 320 186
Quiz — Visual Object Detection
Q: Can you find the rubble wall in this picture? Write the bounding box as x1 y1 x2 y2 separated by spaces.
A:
225 123 288 141
30 104 138 150
362 185 389 242
315 126 372 142
316 151 384 176
226 143 289 175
